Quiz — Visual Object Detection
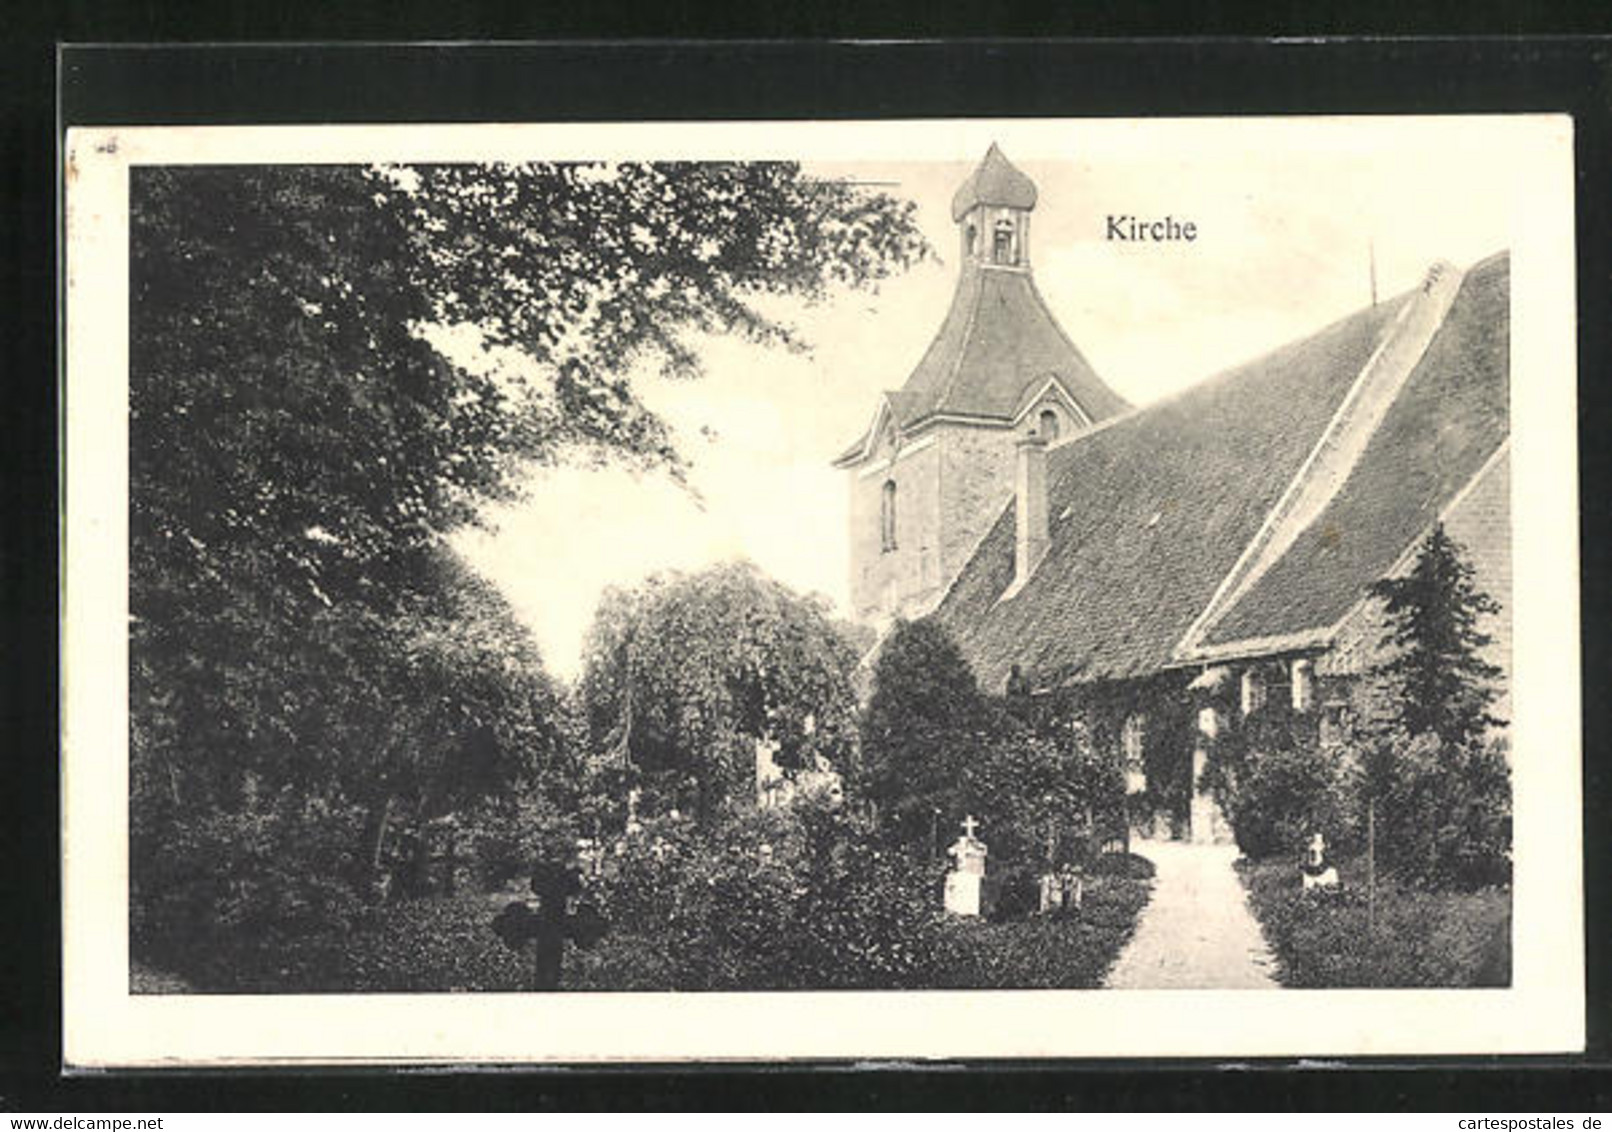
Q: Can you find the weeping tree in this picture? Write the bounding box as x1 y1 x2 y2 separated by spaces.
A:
577 562 862 821
129 161 927 956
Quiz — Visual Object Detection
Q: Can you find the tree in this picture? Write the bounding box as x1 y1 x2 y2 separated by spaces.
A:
129 162 926 937
959 705 1122 872
1353 524 1510 888
340 549 576 895
857 618 990 849
128 166 922 806
577 562 862 819
131 162 923 775
133 164 925 605
1364 523 1502 749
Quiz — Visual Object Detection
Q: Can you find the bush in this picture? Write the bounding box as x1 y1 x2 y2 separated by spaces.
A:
959 710 1125 874
935 868 1154 988
1365 730 1511 890
857 618 992 849
136 888 539 994
1205 705 1510 889
1088 850 1157 880
1203 705 1354 859
468 791 581 891
570 789 954 990
131 789 368 971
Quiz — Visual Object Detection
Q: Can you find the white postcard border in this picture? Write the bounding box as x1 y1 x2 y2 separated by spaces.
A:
62 116 1583 1065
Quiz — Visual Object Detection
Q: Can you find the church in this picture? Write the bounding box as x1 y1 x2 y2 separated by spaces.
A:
835 145 1512 843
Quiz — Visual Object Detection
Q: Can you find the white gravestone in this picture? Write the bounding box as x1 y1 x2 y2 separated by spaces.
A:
943 816 989 917
1301 831 1339 890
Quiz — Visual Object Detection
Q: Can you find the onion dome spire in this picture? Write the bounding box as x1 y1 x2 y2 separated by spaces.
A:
950 143 1038 222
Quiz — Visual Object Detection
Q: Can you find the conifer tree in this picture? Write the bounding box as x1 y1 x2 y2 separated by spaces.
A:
1365 523 1502 751
1359 523 1510 888
858 618 988 849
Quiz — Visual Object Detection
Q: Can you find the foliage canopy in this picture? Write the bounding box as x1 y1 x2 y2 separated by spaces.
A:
129 161 926 958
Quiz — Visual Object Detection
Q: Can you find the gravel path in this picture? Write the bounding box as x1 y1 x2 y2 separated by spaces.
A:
1103 838 1279 989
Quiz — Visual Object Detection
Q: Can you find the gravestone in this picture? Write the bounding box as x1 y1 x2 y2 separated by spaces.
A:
943 815 991 917
574 837 604 879
1301 831 1339 891
1038 868 1083 915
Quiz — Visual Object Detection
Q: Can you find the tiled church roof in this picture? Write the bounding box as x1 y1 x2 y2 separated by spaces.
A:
1201 253 1510 648
936 252 1511 691
934 287 1420 691
890 261 1131 429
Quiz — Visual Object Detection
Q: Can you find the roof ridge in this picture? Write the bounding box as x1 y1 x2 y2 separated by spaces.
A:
1174 258 1468 660
933 263 987 413
931 271 1440 611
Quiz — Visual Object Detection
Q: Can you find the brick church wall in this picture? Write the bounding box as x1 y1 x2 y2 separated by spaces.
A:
937 424 1019 594
847 438 944 622
846 421 1034 624
1442 449 1512 723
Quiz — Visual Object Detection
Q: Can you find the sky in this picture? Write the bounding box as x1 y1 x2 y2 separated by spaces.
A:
449 118 1534 681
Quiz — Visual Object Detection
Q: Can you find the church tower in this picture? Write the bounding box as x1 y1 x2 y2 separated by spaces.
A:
834 144 1131 626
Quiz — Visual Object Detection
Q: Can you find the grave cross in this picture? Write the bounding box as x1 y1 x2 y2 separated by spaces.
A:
490 859 607 990
962 814 981 840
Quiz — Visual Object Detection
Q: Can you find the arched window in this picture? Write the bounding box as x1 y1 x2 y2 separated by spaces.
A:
1038 407 1061 441
880 479 898 552
1290 658 1316 713
1122 713 1148 794
965 224 978 256
1241 668 1267 717
992 218 1016 264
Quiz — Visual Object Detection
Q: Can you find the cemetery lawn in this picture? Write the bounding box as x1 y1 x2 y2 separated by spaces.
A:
138 862 1156 994
933 860 1156 989
1237 857 1511 988
134 890 536 994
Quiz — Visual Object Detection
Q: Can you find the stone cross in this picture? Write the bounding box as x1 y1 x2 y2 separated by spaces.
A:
944 816 991 916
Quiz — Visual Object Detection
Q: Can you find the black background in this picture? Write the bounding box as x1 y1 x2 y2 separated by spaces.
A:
7 25 1612 1112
